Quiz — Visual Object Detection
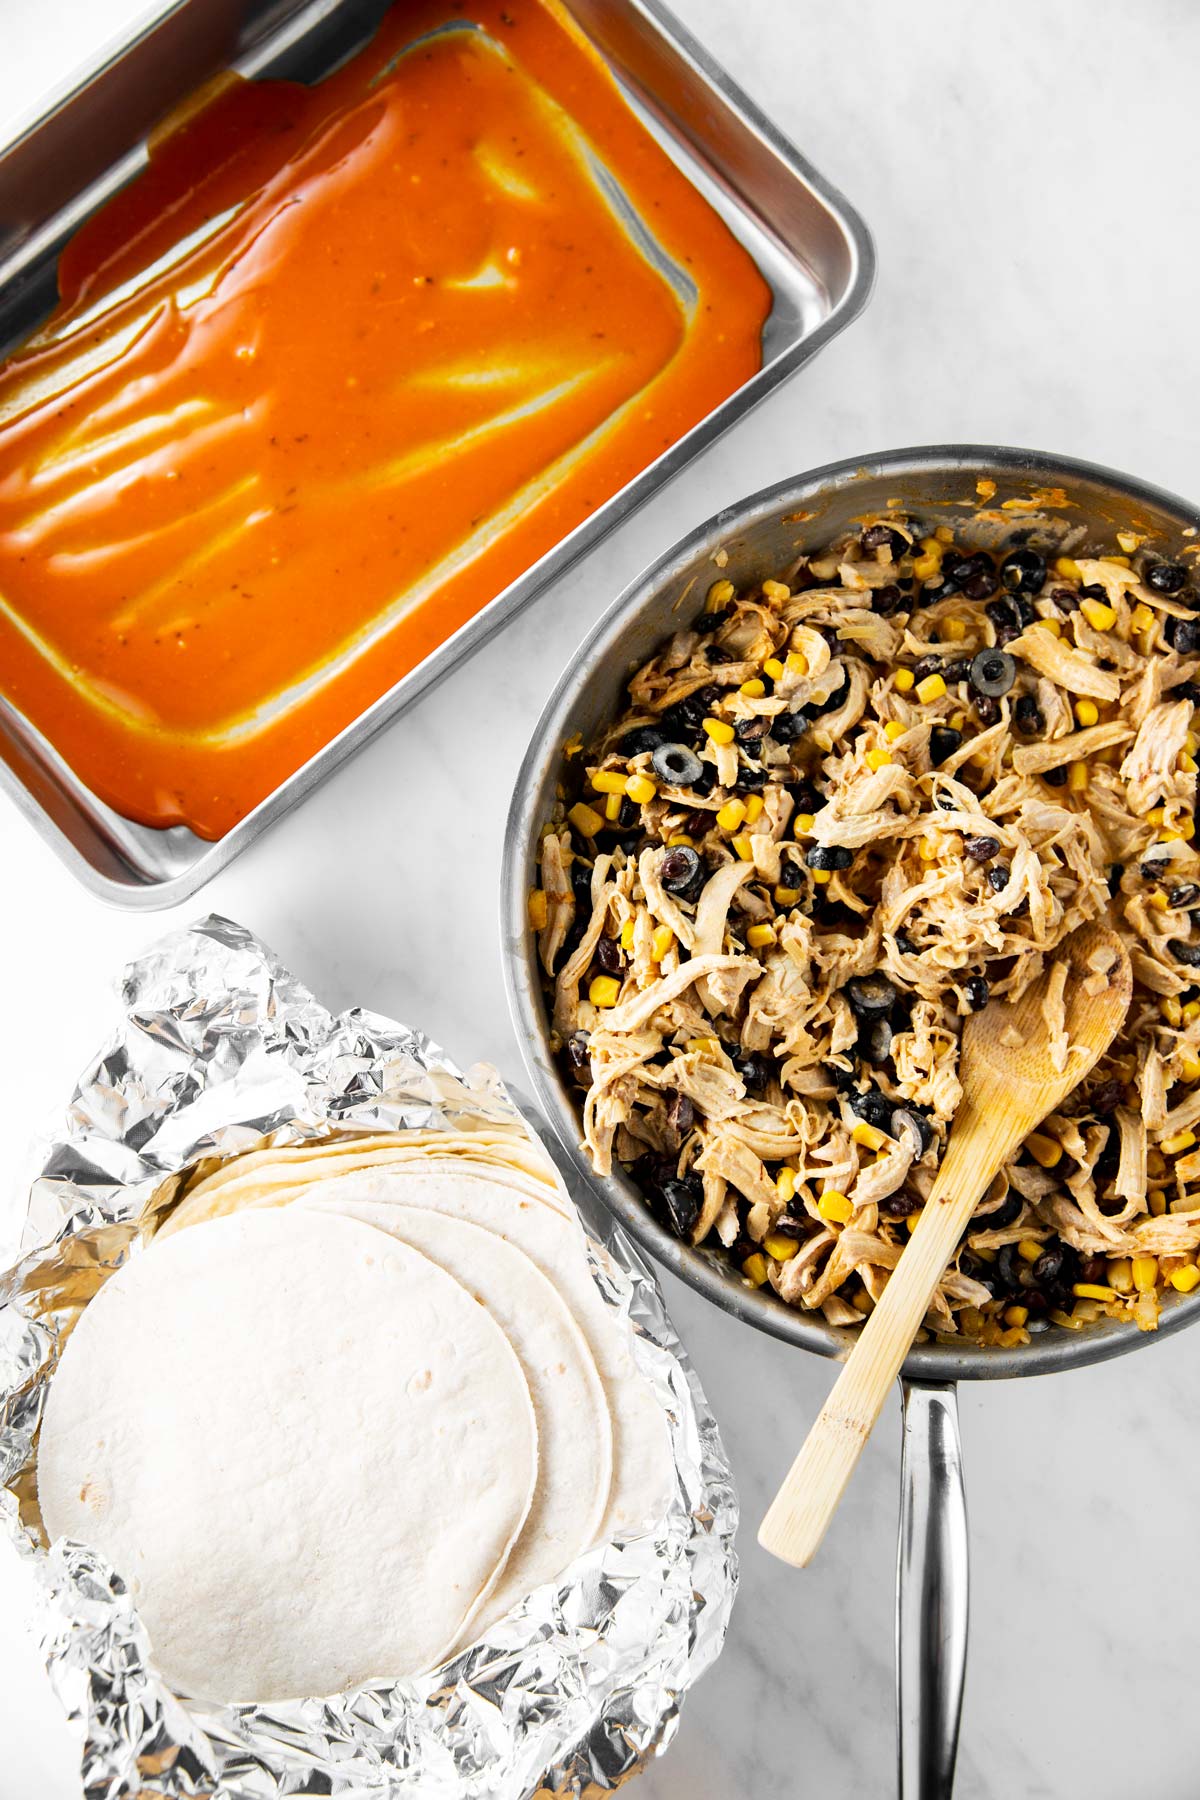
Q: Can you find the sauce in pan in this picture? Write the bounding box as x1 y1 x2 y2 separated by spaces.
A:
0 0 769 837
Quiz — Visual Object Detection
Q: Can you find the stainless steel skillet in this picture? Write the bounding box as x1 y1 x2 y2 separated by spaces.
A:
501 446 1200 1797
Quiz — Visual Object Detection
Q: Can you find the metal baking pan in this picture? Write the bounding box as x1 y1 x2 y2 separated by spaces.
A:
0 0 873 906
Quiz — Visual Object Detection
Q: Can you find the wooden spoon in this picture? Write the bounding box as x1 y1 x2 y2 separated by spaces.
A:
759 920 1132 1568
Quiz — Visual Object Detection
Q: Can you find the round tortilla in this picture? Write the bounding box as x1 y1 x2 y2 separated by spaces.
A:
301 1166 673 1544
303 1202 613 1644
38 1208 538 1704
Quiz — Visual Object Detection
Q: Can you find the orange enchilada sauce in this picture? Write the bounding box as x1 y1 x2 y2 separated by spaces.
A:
0 0 769 838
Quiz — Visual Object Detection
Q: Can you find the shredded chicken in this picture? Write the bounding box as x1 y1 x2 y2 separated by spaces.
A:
535 514 1200 1344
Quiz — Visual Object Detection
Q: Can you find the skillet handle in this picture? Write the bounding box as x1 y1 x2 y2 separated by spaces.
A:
897 1378 969 1800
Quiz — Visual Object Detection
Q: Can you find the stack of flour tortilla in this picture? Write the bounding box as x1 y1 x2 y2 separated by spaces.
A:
37 1132 673 1706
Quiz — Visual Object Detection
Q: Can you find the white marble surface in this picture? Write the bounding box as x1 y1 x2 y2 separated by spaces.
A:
1 1 1199 1795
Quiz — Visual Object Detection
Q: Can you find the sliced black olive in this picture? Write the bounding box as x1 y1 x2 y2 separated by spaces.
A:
964 834 1000 862
1000 548 1046 594
1170 882 1200 908
929 725 963 766
652 742 704 786
851 1088 894 1129
1013 693 1043 737
964 974 990 1011
659 845 705 898
845 971 899 1018
982 1188 1023 1229
859 1018 894 1064
995 1243 1024 1294
969 647 1016 698
986 864 1011 892
1146 560 1187 595
1167 936 1200 969
658 1177 701 1240
806 843 854 871
769 708 810 744
618 725 666 757
891 1107 933 1157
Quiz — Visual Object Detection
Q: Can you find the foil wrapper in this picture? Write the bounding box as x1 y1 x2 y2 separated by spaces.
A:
0 916 737 1799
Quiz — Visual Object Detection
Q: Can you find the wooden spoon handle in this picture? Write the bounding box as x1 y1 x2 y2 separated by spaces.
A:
758 1118 1007 1568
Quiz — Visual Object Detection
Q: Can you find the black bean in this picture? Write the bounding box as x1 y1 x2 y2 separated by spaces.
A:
1146 560 1187 595
874 583 904 616
734 716 767 743
617 796 639 829
595 935 622 974
769 708 810 744
986 597 1022 638
1044 765 1069 787
806 671 850 717
1171 617 1200 656
863 523 908 556
1050 586 1079 612
851 1088 894 1129
693 608 729 634
660 845 705 897
704 644 735 664
987 864 1011 892
845 972 899 1018
1107 863 1125 896
736 765 767 793
965 974 990 1011
618 725 666 757
652 742 704 786
1000 548 1046 593
969 648 1017 698
964 834 1000 862
943 657 974 683
658 1177 702 1240
995 1244 1024 1294
1175 681 1200 705
572 863 594 908
891 1107 933 1156
788 779 825 814
666 1091 695 1134
661 687 719 735
963 569 1001 600
895 929 919 955
1170 882 1200 908
945 551 988 582
1167 937 1200 968
1140 859 1169 881
930 725 963 765
975 694 1000 726
1032 1246 1064 1287
824 1060 859 1093
562 1033 591 1084
737 1052 773 1092
778 855 806 888
806 843 854 871
878 1194 914 1219
1078 1253 1107 1286
913 654 943 683
1088 1078 1125 1117
983 1189 1023 1229
916 579 960 607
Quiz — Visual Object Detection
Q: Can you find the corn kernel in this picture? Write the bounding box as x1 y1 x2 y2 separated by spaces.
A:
1180 753 1199 775
568 802 603 837
1180 1053 1200 1083
604 791 623 821
1055 556 1082 581
1131 602 1156 634
935 525 956 545
1074 699 1100 728
1161 996 1184 1028
795 812 816 833
1147 806 1166 826
851 1121 888 1153
1181 815 1197 840
763 1232 800 1262
1148 1188 1168 1215
563 732 583 759
706 578 735 612
702 716 735 745
944 617 968 641
667 835 696 851
1132 1254 1159 1292
742 1252 769 1287
811 868 832 885
889 670 916 702
1081 597 1117 631
1148 1147 1167 1176
1073 1282 1115 1303
775 1166 797 1202
1068 762 1089 793
1004 1304 1029 1328
625 773 657 805
716 798 747 832
763 578 791 601
651 924 674 962
905 1210 922 1233
1169 1264 1200 1293
1026 1131 1062 1168
1033 617 1062 637
852 1289 874 1314
916 672 948 703
998 1326 1027 1348
1163 1128 1197 1155
1018 1238 1044 1264
774 885 801 906
528 889 549 930
687 1036 720 1055
949 709 967 730
731 835 754 861
1108 1259 1134 1293
763 657 786 681
591 769 627 794
747 922 776 949
913 552 941 581
865 748 894 771
918 536 942 556
919 837 939 862
744 794 765 823
1117 530 1142 554
1102 553 1132 568
619 919 636 950
1182 1000 1200 1024
740 678 766 698
589 975 621 1008
817 1189 853 1224
786 650 809 675
884 720 906 741
1148 889 1170 913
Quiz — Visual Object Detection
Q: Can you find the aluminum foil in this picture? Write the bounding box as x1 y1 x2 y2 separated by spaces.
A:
0 915 736 1800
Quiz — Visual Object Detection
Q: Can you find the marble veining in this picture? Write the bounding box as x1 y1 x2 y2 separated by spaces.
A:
1 1 1199 1795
